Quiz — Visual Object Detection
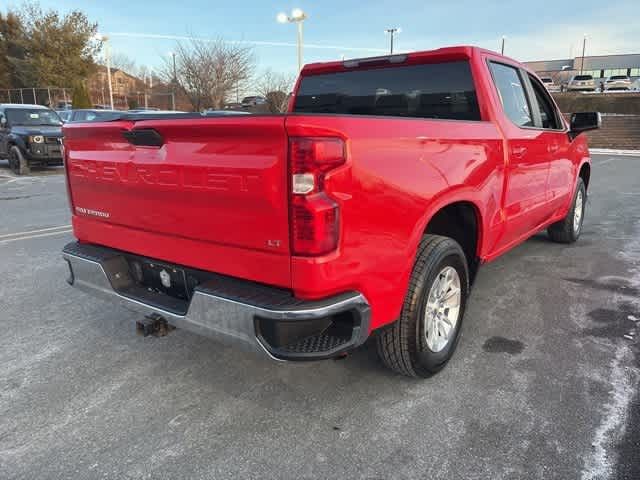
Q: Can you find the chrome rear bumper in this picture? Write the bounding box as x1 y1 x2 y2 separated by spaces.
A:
62 242 370 360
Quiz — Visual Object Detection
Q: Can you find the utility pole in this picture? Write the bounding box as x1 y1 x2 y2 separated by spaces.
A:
384 28 400 54
501 36 506 55
580 34 587 75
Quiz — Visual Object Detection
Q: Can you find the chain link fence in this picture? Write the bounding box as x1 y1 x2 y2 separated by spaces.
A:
1 88 180 111
0 88 72 108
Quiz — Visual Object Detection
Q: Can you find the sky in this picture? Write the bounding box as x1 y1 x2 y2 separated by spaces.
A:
7 0 640 77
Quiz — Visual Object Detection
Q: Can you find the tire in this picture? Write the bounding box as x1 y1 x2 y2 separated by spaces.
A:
547 178 586 243
376 235 469 378
9 146 30 176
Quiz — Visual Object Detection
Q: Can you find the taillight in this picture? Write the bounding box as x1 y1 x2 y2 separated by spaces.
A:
289 137 346 256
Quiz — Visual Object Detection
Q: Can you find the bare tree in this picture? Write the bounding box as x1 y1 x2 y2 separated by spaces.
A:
160 38 255 111
256 69 296 113
109 52 137 75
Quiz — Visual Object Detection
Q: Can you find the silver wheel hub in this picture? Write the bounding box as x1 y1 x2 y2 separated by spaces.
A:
574 190 584 234
424 266 461 352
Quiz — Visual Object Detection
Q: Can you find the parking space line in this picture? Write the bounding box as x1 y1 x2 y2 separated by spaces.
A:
0 225 72 240
596 157 624 166
0 228 73 244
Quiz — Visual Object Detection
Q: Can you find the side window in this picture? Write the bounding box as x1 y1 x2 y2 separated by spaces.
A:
528 75 562 129
489 62 533 127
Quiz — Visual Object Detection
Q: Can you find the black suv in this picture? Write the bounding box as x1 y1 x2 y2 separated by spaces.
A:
0 104 63 175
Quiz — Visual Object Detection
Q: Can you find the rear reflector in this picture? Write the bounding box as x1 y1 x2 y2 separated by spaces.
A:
291 193 339 255
289 137 346 256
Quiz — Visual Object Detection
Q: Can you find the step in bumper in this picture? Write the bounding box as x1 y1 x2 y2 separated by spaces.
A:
62 241 371 360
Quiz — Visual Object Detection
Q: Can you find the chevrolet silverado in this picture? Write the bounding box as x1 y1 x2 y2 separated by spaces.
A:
61 46 600 377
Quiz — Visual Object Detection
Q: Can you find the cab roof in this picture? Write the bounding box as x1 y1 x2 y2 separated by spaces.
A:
301 45 525 76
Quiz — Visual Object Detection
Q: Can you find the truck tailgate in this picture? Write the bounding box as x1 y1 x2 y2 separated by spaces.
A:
63 116 291 287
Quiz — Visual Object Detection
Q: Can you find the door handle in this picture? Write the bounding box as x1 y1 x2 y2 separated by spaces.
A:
512 146 527 158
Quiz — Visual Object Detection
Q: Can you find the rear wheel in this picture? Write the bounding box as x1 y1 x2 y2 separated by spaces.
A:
8 146 30 176
376 235 469 378
548 178 586 243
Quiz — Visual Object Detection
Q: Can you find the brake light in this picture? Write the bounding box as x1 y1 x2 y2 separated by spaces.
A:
289 137 346 256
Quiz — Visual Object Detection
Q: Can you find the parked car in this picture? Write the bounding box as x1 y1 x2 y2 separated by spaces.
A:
56 110 72 122
604 75 632 91
202 109 251 116
540 77 560 92
241 96 267 107
128 107 161 112
67 109 122 123
61 46 599 377
128 109 183 114
567 74 596 91
0 104 63 175
633 78 640 91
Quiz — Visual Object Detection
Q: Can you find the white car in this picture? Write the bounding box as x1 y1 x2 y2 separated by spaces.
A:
567 75 596 92
632 78 640 91
604 75 632 91
540 77 560 92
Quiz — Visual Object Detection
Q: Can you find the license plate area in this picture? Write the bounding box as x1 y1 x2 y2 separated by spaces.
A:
125 257 190 300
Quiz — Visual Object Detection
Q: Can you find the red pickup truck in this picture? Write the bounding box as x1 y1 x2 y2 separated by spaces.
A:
61 46 599 377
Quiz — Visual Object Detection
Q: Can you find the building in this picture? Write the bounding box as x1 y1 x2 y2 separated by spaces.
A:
88 66 143 108
525 53 640 84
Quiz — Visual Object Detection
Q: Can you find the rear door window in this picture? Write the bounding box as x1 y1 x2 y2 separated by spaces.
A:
489 62 533 127
293 61 481 121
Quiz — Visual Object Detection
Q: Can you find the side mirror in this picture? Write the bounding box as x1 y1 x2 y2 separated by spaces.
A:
569 112 601 139
0 116 6 127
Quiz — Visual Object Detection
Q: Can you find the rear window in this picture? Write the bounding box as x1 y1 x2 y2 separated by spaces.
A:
540 77 553 83
293 61 481 121
574 75 593 81
610 75 629 80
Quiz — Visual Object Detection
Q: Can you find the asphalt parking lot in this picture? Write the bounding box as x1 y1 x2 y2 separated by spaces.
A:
0 155 638 480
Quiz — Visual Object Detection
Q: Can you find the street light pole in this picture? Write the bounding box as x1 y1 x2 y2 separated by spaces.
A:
144 72 148 110
277 8 307 72
168 51 177 110
501 35 506 55
384 28 400 54
296 20 304 72
580 34 587 75
97 34 115 109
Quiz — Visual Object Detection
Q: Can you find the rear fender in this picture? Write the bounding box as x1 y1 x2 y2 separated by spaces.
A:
407 187 485 268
